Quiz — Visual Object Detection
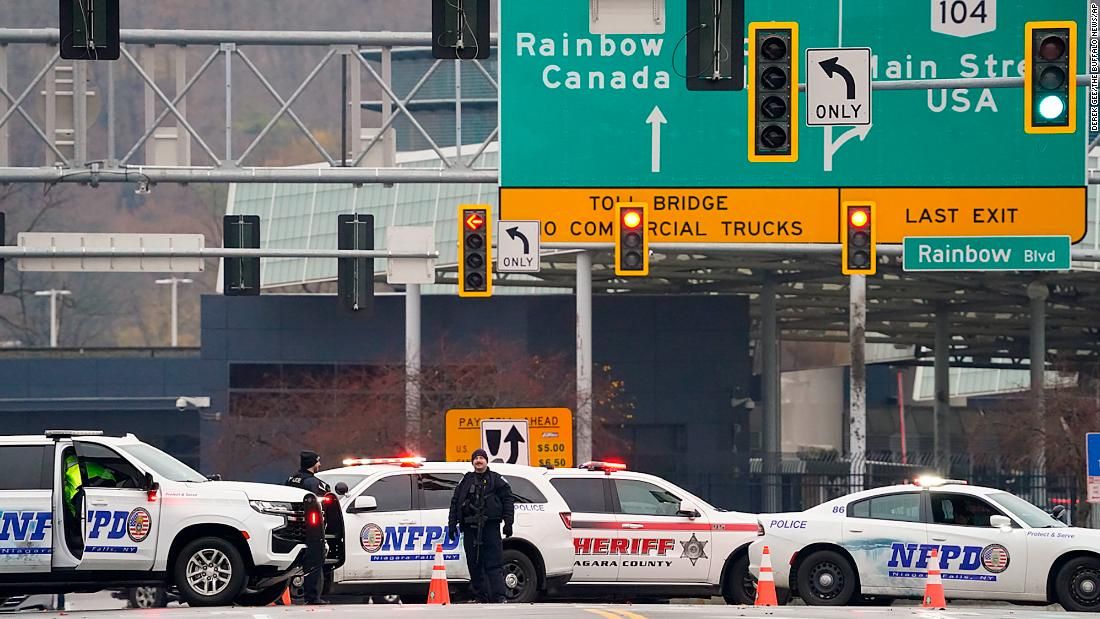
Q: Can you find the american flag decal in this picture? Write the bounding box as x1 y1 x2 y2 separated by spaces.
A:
980 544 1010 574
127 508 152 543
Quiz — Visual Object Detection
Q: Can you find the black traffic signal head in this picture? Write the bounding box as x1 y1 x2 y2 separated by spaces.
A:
59 0 120 60
615 203 648 276
223 215 261 296
842 202 876 276
459 205 492 297
749 22 798 162
1025 22 1075 134
432 0 490 60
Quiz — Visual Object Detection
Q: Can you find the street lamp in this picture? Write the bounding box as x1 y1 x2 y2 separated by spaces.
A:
155 277 193 347
33 289 71 348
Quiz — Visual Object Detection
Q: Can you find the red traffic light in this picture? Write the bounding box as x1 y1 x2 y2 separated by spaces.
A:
849 208 870 229
464 211 485 231
622 209 643 230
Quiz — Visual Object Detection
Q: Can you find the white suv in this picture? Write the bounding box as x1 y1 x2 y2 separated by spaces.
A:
544 461 759 603
0 431 336 607
317 457 574 602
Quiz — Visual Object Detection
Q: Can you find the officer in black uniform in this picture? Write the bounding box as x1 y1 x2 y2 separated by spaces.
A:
286 450 330 605
447 448 515 603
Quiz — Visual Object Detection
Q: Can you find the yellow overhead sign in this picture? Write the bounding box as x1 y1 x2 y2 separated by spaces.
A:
445 407 573 469
499 187 1086 244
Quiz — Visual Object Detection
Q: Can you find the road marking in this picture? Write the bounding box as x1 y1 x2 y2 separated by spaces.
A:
584 610 627 619
617 611 648 619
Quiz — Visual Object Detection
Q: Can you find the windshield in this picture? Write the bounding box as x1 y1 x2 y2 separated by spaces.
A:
119 444 207 483
989 492 1068 528
318 473 368 494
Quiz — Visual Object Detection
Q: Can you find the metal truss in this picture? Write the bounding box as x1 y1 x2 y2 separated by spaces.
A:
0 28 499 185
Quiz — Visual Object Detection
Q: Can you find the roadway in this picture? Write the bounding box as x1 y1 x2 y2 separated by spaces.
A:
38 603 1072 618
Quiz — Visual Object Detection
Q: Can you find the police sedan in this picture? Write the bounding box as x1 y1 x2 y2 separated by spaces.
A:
748 477 1100 612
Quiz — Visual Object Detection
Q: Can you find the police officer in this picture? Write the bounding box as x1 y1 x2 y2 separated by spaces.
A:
286 451 330 605
447 448 515 603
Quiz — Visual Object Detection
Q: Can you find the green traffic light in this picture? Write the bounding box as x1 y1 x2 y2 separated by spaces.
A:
1038 95 1067 120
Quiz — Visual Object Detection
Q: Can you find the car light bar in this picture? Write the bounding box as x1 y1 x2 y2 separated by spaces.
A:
913 475 968 487
579 461 628 473
45 429 105 439
341 456 426 468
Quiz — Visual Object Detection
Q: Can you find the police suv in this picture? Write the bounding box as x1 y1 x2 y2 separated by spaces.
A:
544 461 760 604
316 457 574 603
0 431 338 607
749 476 1100 612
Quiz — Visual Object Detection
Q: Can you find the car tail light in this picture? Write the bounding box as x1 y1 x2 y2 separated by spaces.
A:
308 510 321 527
559 512 572 530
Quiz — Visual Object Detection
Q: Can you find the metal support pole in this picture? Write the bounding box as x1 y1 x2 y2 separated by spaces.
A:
0 44 8 166
381 46 394 168
35 289 71 348
761 275 780 512
156 277 192 347
849 275 866 490
143 45 156 165
576 251 593 465
222 43 234 164
454 59 463 166
175 45 190 166
1029 281 1049 488
341 52 348 167
106 52 114 163
934 307 950 473
406 283 422 451
72 59 87 167
349 46 362 160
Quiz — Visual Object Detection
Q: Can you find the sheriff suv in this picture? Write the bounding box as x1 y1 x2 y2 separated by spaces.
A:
0 431 336 607
317 456 574 603
544 461 760 604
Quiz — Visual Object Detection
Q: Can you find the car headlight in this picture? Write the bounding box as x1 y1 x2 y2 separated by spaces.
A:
250 500 296 516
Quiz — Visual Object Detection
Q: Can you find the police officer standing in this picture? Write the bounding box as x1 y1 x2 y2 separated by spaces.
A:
286 451 330 605
447 448 515 603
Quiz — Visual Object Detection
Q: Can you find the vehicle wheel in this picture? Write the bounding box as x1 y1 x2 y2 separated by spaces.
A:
1056 556 1100 612
502 549 539 603
234 583 289 607
128 586 169 608
722 554 756 605
173 536 248 607
796 550 857 606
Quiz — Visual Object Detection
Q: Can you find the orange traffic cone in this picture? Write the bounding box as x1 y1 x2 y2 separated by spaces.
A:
427 544 451 605
754 545 779 606
922 548 947 609
269 586 291 606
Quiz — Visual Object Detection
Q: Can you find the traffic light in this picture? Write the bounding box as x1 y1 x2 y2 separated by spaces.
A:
432 0 490 60
748 22 798 162
337 214 374 313
59 0 120 60
841 202 876 276
458 205 492 297
615 203 649 277
223 215 261 296
1025 21 1076 134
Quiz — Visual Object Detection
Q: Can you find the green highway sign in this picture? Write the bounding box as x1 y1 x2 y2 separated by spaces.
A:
903 235 1071 272
499 0 1087 244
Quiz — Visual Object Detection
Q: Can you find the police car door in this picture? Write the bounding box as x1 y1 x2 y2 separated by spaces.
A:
549 477 619 582
72 441 161 571
0 443 54 573
613 478 710 583
927 491 1026 594
342 472 420 581
416 472 467 581
843 491 926 593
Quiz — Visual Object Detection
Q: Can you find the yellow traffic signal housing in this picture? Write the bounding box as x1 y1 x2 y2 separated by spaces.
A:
458 204 492 297
614 203 649 277
748 22 799 162
841 202 876 276
1025 21 1076 134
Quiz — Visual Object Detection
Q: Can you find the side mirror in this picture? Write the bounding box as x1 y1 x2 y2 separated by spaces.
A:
351 495 377 512
206 474 222 482
335 482 349 496
677 501 701 519
143 472 156 491
1052 504 1067 522
990 515 1012 529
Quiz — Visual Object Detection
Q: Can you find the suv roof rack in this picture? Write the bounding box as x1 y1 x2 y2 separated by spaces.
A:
44 430 105 440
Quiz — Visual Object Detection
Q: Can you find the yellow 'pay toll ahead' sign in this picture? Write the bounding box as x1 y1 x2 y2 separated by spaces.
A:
445 408 573 469
500 187 1086 244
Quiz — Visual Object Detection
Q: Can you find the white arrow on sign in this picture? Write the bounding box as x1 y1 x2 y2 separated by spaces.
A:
823 124 873 172
646 105 667 173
